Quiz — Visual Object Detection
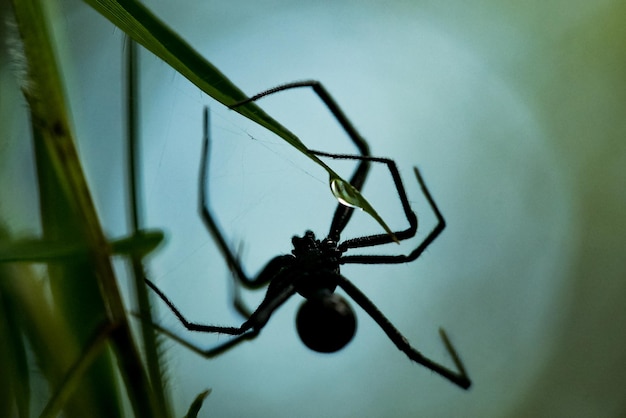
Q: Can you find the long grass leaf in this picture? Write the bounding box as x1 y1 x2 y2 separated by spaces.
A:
0 254 31 418
0 230 164 262
184 389 212 418
8 0 161 415
125 35 173 415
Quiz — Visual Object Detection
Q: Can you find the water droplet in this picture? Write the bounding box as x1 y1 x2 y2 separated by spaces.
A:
330 177 362 209
329 175 399 243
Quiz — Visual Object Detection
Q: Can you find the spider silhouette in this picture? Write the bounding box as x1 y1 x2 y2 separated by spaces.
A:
144 81 471 389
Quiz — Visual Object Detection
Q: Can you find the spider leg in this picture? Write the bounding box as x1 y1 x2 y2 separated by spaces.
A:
199 107 285 289
340 167 446 264
230 81 369 157
229 253 295 319
143 273 296 357
144 278 246 335
229 241 253 318
230 80 372 241
310 151 419 251
200 107 249 285
335 275 471 389
147 319 258 359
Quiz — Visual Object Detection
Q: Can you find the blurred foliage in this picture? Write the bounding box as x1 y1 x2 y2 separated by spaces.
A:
1 0 181 416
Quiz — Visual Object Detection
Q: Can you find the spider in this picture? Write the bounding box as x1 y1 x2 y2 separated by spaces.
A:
144 81 471 389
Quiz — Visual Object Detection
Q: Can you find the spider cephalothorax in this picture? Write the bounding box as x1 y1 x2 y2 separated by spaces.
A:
289 230 355 353
145 81 471 389
290 231 341 292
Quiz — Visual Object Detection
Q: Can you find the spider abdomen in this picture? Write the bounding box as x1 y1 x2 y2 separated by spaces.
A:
295 292 357 353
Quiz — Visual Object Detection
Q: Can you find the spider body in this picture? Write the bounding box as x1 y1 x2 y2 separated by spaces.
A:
145 81 471 389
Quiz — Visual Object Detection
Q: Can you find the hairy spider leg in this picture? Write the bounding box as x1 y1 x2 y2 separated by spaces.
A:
335 274 471 388
310 150 419 250
230 80 371 242
143 271 296 358
308 150 441 260
339 166 446 264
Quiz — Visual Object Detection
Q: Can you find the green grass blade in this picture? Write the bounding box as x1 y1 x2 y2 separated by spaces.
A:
8 0 161 415
31 105 124 417
0 260 31 418
81 0 304 146
82 0 395 237
125 35 173 416
0 224 110 417
0 230 165 262
0 255 81 416
184 389 212 418
40 323 119 418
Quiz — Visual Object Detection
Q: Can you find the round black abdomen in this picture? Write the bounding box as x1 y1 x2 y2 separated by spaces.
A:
296 293 357 353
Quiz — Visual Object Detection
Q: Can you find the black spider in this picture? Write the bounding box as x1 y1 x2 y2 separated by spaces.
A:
144 81 471 389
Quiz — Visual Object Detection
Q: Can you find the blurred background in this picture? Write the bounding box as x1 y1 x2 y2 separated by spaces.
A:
2 0 625 416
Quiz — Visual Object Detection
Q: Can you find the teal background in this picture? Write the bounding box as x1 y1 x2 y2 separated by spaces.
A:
2 0 625 416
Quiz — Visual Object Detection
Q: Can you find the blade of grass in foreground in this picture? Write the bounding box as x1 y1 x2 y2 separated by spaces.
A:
124 35 173 416
0 242 91 418
0 231 164 263
8 0 161 415
82 0 396 239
